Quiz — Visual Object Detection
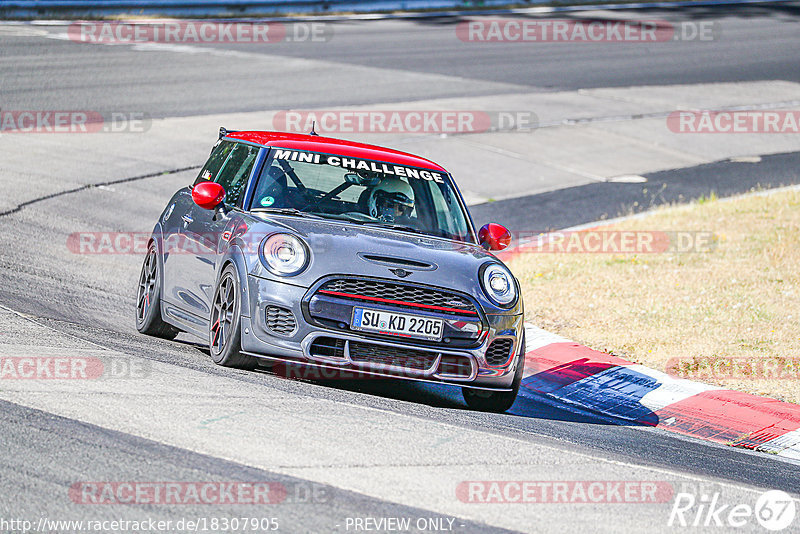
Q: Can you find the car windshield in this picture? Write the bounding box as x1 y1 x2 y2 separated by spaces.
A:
249 148 474 242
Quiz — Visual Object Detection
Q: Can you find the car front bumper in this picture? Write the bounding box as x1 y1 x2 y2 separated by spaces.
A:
240 274 525 391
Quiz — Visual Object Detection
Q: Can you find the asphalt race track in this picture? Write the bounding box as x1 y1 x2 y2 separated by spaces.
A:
3 3 800 117
1 3 800 533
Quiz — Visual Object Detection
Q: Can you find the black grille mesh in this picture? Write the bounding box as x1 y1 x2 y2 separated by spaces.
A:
309 337 346 360
319 278 477 316
437 355 473 377
265 306 297 335
348 341 437 370
485 339 514 366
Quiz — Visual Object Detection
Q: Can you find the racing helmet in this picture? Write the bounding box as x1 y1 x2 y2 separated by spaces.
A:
367 178 415 221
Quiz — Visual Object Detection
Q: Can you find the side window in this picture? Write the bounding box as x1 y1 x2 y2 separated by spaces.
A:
214 143 259 207
193 141 234 187
430 182 467 239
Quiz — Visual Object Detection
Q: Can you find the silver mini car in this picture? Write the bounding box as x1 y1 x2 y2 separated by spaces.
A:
137 129 525 412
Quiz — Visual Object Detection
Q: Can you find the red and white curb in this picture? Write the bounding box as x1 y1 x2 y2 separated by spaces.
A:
521 323 800 460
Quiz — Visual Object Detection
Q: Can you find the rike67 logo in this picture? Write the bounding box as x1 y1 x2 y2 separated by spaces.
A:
669 488 796 531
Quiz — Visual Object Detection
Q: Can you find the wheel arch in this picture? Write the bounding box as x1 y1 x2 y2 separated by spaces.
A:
218 245 251 319
147 223 165 298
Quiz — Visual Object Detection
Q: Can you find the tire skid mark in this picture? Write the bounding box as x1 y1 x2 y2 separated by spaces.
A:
0 165 201 218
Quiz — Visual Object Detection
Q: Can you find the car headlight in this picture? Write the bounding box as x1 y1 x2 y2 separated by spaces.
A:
480 263 517 307
260 234 309 276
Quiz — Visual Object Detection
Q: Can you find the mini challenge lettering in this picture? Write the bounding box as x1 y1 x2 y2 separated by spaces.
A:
273 149 446 183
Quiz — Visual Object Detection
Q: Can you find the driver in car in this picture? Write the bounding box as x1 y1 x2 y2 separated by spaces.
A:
366 177 416 225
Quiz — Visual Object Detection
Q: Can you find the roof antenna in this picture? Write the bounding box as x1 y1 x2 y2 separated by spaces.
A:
309 121 318 136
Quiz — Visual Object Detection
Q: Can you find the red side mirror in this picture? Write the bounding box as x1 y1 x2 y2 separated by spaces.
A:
192 182 226 210
479 223 512 251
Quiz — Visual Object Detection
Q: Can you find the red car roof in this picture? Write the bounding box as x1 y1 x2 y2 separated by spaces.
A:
226 131 447 172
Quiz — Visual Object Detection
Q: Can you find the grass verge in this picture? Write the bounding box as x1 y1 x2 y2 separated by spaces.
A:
507 187 800 404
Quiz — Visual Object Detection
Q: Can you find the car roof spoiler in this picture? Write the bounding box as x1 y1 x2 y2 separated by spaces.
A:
219 127 239 139
220 125 319 140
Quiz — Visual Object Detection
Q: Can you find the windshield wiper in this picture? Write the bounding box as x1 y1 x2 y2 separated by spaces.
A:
251 208 324 219
255 210 434 237
356 221 430 236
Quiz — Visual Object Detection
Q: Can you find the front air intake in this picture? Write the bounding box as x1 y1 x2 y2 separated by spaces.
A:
348 341 438 371
308 337 346 360
266 306 297 336
485 339 514 367
437 354 474 378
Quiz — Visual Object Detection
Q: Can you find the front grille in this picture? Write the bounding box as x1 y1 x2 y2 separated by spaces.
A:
485 338 514 366
266 306 297 335
437 355 473 378
309 337 346 360
348 341 437 370
318 278 477 316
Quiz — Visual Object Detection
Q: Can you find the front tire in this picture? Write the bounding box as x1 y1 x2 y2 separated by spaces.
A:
209 265 258 369
136 243 180 340
462 333 526 413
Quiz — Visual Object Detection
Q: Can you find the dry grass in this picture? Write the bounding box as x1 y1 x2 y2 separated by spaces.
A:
507 187 800 404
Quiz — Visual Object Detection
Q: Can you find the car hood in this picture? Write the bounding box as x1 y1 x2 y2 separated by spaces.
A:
243 214 510 307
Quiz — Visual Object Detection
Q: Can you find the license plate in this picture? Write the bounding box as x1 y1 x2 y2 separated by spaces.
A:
351 308 444 341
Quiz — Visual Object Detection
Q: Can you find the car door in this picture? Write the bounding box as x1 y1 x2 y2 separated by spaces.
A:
162 140 234 319
181 142 260 322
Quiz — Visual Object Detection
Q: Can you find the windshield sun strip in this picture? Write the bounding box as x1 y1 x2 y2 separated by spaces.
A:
247 148 474 243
